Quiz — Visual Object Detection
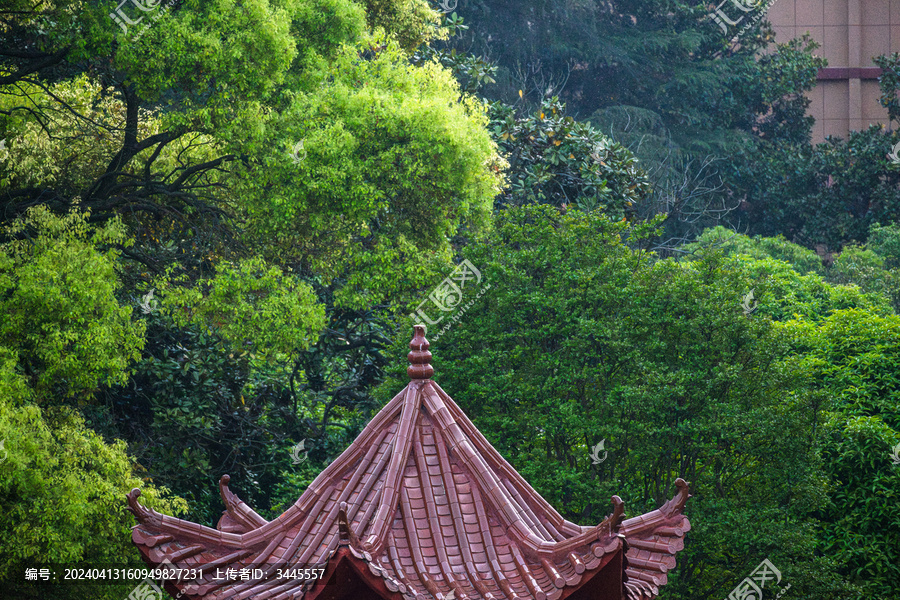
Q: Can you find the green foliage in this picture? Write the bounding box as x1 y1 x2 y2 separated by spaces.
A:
235 39 504 307
2 0 507 558
2 0 503 314
867 223 900 268
875 52 900 125
120 313 270 525
5 3 900 599
734 34 826 145
267 459 329 517
378 205 854 598
721 254 890 323
0 1 117 76
583 34 825 247
0 367 186 600
687 226 825 275
0 206 184 597
577 30 823 246
289 308 392 435
159 257 326 358
827 245 900 312
0 76 126 191
735 54 900 250
357 0 441 50
689 225 900 314
455 0 820 156
0 208 145 398
685 228 890 322
411 13 498 95
682 226 900 594
786 310 900 596
488 97 650 216
737 125 900 249
116 0 361 101
101 305 391 524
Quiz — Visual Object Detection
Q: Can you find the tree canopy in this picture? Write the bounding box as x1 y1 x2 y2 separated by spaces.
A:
3 2 900 599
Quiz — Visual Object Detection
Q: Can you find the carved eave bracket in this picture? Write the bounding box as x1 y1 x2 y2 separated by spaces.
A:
659 478 691 517
126 488 164 528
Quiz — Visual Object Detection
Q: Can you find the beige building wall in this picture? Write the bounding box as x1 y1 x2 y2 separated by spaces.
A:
766 0 900 141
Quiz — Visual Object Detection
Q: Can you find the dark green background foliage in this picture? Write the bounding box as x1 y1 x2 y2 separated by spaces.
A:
378 206 887 598
734 126 900 249
3 1 900 599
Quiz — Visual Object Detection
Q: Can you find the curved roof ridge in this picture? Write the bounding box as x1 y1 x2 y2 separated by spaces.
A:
362 382 423 554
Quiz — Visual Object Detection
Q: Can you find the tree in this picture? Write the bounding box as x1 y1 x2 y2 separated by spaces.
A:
875 52 900 125
786 310 900 597
0 386 186 600
731 52 900 251
0 209 184 599
685 226 826 275
685 225 900 596
488 96 650 216
1 0 504 307
378 205 861 599
1 0 507 527
233 40 505 307
436 2 827 246
0 207 145 399
688 224 900 313
451 1 819 148
412 17 654 220
0 376 186 600
734 124 900 250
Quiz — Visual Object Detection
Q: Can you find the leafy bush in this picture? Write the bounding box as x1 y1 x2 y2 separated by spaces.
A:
0 207 145 399
0 386 186 600
687 226 825 275
488 98 650 217
787 310 900 596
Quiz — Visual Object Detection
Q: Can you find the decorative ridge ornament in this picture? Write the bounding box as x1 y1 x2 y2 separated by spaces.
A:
337 502 362 549
406 324 433 379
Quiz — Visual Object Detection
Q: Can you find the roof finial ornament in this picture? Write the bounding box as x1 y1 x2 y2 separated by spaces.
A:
407 325 434 380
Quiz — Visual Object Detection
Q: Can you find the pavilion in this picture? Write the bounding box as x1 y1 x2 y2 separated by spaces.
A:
128 326 691 600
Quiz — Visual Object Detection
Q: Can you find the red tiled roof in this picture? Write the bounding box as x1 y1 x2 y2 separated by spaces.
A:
128 326 690 600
